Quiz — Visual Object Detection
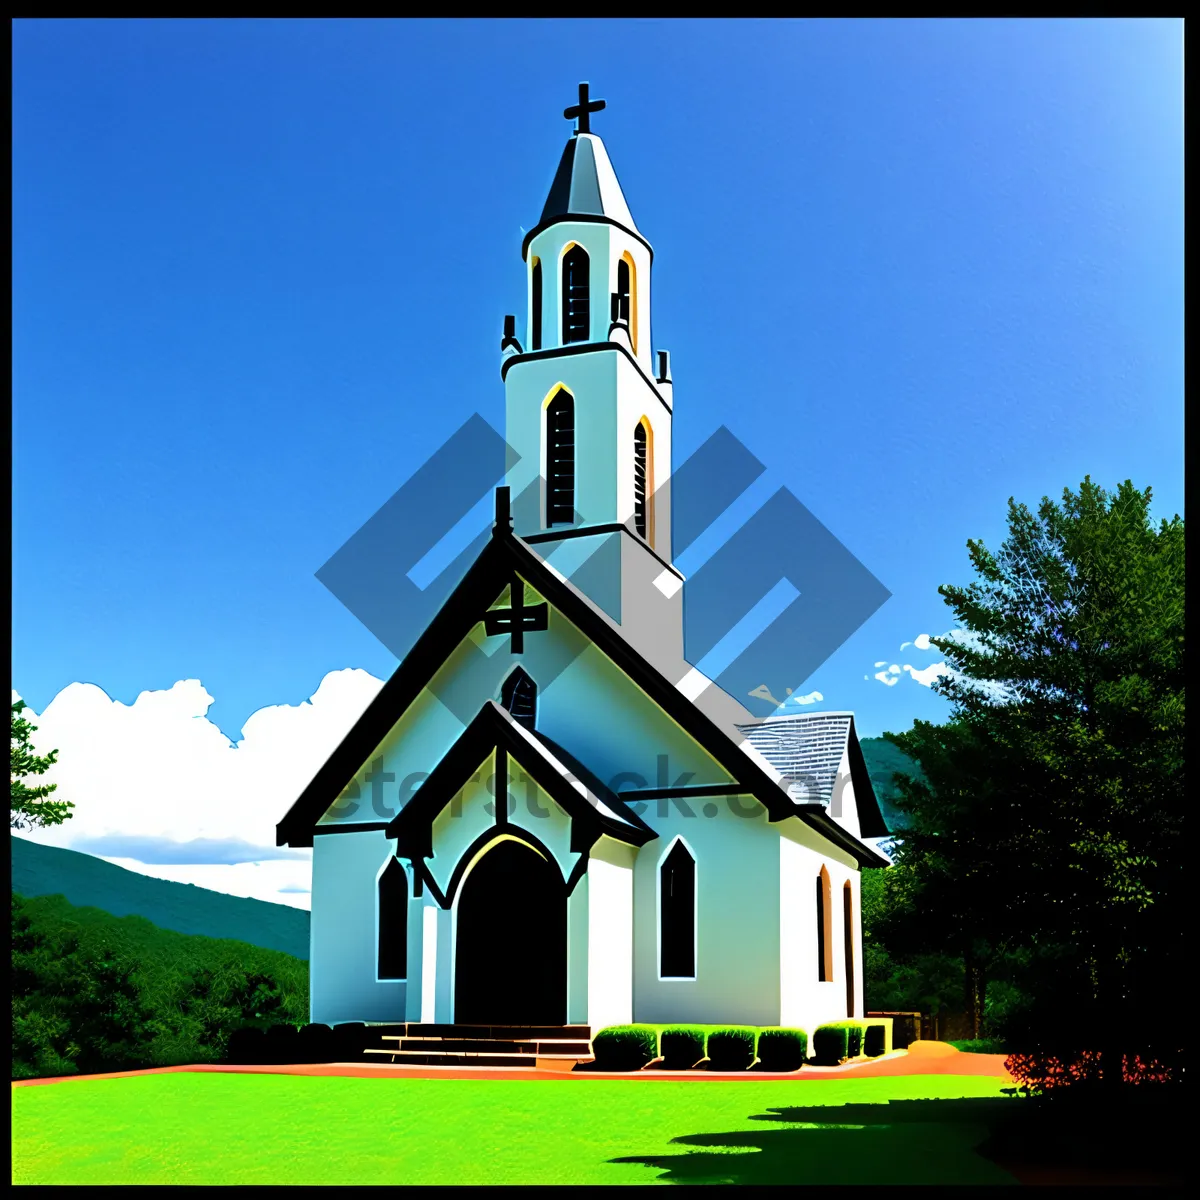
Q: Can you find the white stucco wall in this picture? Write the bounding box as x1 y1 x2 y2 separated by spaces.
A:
631 797 782 1027
309 829 407 1025
778 816 863 1033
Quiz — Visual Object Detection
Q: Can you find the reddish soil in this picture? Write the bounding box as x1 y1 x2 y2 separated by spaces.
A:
13 1046 1013 1087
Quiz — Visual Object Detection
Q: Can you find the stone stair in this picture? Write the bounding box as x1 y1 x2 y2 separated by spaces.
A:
362 1023 592 1068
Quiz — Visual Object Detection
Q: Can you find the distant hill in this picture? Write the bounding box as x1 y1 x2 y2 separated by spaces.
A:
11 837 309 960
13 889 309 1025
859 737 925 833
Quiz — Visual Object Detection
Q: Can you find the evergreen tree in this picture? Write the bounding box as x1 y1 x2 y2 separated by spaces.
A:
11 701 73 830
884 478 1184 1067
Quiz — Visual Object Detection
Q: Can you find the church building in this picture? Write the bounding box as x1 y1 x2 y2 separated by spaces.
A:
276 85 890 1044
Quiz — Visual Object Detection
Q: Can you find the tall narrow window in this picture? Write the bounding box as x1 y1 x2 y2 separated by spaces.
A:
562 244 590 344
615 258 631 325
546 388 575 525
500 667 537 730
378 858 408 980
531 259 543 351
843 882 856 1017
619 252 638 353
633 420 651 542
816 867 833 982
660 840 696 978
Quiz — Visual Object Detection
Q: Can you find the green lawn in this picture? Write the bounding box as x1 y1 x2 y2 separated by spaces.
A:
12 1073 1021 1185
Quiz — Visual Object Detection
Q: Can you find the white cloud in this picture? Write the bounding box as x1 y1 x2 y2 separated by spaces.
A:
914 633 933 651
97 857 314 911
782 690 824 707
11 669 386 911
874 664 901 687
902 661 954 688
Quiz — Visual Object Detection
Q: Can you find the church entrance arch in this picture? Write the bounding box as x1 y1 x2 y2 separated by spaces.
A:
453 834 568 1026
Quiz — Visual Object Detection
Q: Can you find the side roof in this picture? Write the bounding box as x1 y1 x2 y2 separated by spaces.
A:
736 713 890 839
277 500 889 868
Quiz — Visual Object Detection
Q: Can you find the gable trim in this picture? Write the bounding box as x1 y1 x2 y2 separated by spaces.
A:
278 506 885 868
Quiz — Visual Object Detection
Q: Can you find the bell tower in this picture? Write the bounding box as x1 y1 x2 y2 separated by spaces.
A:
499 85 684 668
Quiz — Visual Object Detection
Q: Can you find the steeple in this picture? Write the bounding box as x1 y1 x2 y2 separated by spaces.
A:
540 82 637 231
499 84 682 669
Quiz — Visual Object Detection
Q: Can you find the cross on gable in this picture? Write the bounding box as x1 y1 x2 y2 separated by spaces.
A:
484 576 549 654
563 81 606 135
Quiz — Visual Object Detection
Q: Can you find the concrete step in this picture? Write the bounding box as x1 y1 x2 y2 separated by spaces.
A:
371 1049 588 1068
403 1023 591 1041
394 1038 593 1056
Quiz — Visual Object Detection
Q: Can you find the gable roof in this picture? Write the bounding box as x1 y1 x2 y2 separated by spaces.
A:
387 700 655 861
277 508 888 868
735 712 890 839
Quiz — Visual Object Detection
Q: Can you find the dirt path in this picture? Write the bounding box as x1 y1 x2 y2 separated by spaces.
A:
13 1042 1012 1088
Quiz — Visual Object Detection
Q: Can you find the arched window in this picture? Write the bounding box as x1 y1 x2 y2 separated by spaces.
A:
546 388 575 525
531 258 543 351
378 858 408 980
617 252 637 353
500 667 537 730
633 419 652 543
660 840 696 978
816 867 834 982
562 244 590 344
843 882 855 1017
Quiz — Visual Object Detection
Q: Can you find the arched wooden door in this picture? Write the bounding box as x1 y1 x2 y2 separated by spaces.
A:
454 838 567 1026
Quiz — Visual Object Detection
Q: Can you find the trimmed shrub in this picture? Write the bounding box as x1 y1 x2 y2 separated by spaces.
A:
590 1025 659 1071
706 1026 758 1071
225 1026 265 1065
659 1026 708 1070
297 1023 335 1063
864 1020 891 1058
263 1023 300 1064
331 1022 368 1060
813 1021 866 1065
756 1028 808 1072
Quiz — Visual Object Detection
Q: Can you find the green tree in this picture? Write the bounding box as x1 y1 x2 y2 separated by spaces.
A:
885 478 1184 1067
157 963 288 1062
12 894 153 1078
11 701 73 830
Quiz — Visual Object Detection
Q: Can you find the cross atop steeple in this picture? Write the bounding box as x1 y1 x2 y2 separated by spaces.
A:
563 81 606 135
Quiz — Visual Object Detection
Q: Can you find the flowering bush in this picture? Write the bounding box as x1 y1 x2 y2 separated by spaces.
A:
1004 1049 1176 1093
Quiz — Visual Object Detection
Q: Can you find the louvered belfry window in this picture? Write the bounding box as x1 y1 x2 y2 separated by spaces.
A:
500 667 537 730
562 244 590 344
615 257 631 325
546 389 575 525
633 421 648 540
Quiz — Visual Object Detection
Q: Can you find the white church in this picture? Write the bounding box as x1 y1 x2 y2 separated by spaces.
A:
277 85 890 1046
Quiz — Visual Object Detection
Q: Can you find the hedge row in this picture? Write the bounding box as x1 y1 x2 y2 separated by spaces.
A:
590 1019 892 1071
225 1022 373 1065
811 1019 892 1064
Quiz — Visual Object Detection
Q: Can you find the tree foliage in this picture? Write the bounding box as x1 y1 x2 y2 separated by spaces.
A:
11 701 73 830
876 478 1184 1059
11 892 305 1079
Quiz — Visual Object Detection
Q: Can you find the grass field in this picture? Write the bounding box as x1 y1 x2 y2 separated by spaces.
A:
12 1073 1020 1185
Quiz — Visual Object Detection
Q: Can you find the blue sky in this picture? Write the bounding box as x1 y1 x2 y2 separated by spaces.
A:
13 18 1184 743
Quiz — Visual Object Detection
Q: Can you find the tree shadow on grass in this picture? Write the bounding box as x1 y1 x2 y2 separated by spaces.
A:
610 1098 1023 1185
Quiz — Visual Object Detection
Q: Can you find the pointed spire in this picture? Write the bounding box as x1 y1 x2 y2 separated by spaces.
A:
540 132 638 231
